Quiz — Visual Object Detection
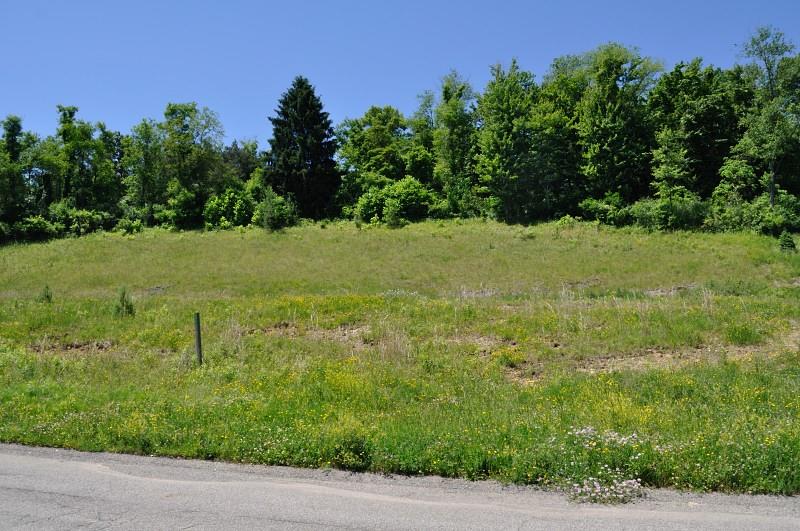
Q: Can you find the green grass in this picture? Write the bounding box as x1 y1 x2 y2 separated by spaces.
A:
1 220 800 494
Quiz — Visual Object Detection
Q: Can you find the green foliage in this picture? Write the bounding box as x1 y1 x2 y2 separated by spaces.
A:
114 218 144 235
353 177 435 225
353 188 384 223
434 72 480 216
326 424 374 472
48 200 112 236
268 76 339 220
705 182 800 235
203 188 255 229
120 119 165 226
252 187 298 231
779 230 796 252
476 60 539 223
113 287 135 318
0 222 10 244
577 43 661 202
1 28 799 244
159 180 202 229
12 216 63 241
648 59 742 197
579 193 627 226
37 285 53 304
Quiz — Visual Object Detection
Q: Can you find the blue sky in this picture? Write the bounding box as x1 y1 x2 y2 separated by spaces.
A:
1 0 799 143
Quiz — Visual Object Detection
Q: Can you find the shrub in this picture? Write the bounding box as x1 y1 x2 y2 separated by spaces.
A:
382 197 407 228
114 218 144 235
328 429 373 472
0 221 11 244
353 188 385 223
653 190 707 231
742 192 800 236
626 198 660 230
114 288 136 318
49 201 112 236
779 230 797 252
382 177 433 222
160 180 203 229
37 285 53 304
204 188 255 229
353 177 436 225
704 182 747 232
13 216 63 241
252 187 298 231
706 183 800 235
579 193 626 226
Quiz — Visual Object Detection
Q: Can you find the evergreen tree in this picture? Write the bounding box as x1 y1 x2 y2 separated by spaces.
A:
268 76 338 219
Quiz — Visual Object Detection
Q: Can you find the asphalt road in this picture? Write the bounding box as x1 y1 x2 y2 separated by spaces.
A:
1 444 799 530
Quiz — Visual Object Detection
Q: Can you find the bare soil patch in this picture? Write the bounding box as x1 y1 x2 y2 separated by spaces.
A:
248 322 372 350
30 338 115 356
504 323 800 385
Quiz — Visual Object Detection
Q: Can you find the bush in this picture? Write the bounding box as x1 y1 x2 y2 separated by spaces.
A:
623 187 707 231
382 197 407 228
706 182 800 235
704 182 747 232
323 422 373 472
48 201 112 236
0 221 11 244
654 190 707 231
37 285 53 304
353 188 384 223
779 230 797 252
204 188 255 229
742 192 800 236
625 198 660 230
353 177 436 225
382 177 433 222
114 218 144 235
579 193 627 226
252 187 298 231
13 216 63 241
159 181 203 229
114 288 135 318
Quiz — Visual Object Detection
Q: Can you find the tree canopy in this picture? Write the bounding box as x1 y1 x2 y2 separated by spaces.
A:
2 27 800 243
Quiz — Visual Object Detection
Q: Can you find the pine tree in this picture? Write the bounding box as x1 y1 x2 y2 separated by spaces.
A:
268 77 339 219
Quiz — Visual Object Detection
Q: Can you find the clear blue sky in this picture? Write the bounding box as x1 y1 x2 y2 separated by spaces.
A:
2 0 799 143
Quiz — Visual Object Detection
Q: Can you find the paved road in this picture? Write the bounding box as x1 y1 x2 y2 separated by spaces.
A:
1 444 799 530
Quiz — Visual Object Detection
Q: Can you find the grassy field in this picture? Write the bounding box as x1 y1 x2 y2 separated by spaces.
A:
1 220 800 497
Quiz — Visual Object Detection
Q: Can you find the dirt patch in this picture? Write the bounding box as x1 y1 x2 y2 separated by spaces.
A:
144 285 170 295
643 284 698 297
447 334 515 355
456 287 500 299
31 339 115 355
774 277 800 288
248 322 372 350
572 345 753 374
563 277 601 290
505 324 800 385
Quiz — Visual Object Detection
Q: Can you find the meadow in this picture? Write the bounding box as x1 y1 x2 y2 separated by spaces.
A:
1 220 799 499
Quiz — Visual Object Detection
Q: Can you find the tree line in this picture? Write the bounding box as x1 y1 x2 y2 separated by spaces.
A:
1 26 799 243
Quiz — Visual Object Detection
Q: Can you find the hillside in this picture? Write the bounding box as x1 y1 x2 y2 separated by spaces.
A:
1 220 799 497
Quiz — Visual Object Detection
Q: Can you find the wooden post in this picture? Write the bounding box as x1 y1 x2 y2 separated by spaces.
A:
194 312 203 365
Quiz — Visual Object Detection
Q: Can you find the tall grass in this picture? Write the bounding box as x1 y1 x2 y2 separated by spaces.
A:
1 220 799 494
